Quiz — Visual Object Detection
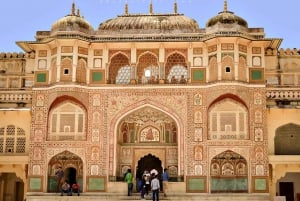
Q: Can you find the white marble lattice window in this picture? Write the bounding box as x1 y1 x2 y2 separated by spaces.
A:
116 65 131 84
167 65 188 83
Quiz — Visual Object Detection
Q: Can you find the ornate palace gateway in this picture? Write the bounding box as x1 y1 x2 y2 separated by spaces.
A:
0 1 300 201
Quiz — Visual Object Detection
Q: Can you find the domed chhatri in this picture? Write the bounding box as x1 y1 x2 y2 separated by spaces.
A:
98 1 200 34
51 3 94 34
206 0 248 29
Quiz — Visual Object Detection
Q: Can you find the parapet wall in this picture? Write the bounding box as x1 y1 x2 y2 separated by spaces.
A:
0 52 35 60
278 48 300 56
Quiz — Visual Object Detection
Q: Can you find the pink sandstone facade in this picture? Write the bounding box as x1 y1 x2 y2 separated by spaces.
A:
0 1 300 201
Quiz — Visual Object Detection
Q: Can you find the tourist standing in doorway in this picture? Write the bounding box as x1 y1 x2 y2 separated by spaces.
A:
143 170 151 196
124 168 133 196
161 168 169 197
151 174 160 201
55 166 64 192
140 174 147 200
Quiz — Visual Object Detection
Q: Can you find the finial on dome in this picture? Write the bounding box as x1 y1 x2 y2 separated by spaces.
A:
71 2 76 15
77 9 80 17
174 0 178 14
150 0 153 14
125 2 129 15
224 0 228 12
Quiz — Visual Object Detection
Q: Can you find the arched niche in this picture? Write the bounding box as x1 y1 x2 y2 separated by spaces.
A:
275 123 300 155
47 150 83 192
210 150 248 193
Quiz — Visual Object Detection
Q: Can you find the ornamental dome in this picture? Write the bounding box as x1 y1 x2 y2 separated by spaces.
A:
98 2 199 34
206 1 248 28
51 3 93 34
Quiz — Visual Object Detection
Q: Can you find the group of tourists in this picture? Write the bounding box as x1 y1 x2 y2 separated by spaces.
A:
55 166 80 196
124 168 169 201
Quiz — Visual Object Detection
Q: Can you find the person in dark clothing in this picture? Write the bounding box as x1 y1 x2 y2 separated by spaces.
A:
55 166 64 192
140 174 147 200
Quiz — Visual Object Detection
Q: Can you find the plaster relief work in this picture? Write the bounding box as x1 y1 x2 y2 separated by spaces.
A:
195 164 203 175
254 128 263 141
36 94 44 106
93 94 101 106
194 94 202 105
32 165 41 175
254 93 262 105
91 165 99 175
194 127 203 142
194 110 202 124
92 128 100 142
194 145 203 161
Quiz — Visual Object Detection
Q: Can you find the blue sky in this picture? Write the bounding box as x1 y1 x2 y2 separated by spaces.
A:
0 0 299 52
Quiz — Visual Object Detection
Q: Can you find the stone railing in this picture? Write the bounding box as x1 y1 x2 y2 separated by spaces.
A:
0 91 32 103
266 88 300 100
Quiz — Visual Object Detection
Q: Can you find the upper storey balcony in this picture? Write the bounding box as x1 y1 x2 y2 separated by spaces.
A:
0 53 33 108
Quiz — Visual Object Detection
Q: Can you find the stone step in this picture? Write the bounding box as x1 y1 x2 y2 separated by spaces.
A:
26 193 271 201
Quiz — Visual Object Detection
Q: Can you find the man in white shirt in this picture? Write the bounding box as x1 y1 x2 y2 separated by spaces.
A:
151 174 160 201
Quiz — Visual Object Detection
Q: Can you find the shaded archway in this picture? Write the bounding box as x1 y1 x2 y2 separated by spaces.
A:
136 154 163 180
47 150 83 192
65 167 77 186
110 99 184 178
275 123 300 155
0 173 24 201
210 150 248 193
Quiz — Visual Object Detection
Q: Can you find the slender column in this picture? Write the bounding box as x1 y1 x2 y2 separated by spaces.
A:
217 44 222 80
56 47 62 82
72 45 78 82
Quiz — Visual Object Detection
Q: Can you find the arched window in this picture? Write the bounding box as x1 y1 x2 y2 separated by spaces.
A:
167 65 187 84
275 123 300 154
48 102 86 141
118 107 177 144
109 53 130 84
208 98 248 140
76 58 87 84
60 57 73 82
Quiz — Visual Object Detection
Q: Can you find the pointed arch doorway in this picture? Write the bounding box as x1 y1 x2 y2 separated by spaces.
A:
136 154 163 180
115 105 179 181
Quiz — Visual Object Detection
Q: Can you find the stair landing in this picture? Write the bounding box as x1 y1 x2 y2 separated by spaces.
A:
26 192 271 201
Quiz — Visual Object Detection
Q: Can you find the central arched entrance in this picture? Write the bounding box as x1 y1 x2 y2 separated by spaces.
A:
136 154 163 180
115 105 179 180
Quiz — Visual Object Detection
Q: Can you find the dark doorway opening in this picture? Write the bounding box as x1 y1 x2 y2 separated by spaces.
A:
65 167 77 186
15 181 24 201
136 154 163 180
279 182 294 201
136 154 163 192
